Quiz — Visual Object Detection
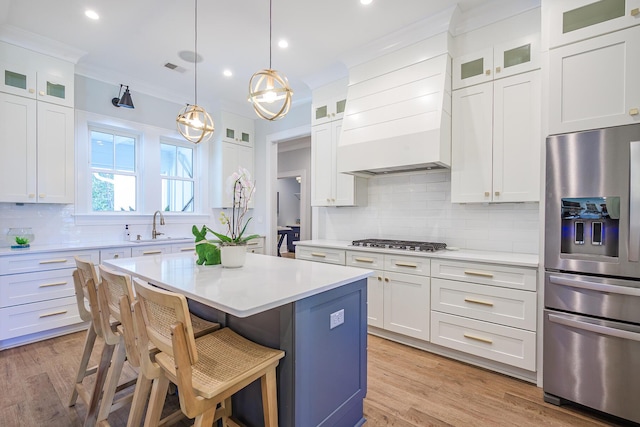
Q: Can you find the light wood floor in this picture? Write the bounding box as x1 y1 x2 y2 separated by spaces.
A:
0 331 633 426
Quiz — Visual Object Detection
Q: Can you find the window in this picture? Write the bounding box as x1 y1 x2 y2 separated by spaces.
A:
160 139 195 212
90 128 137 212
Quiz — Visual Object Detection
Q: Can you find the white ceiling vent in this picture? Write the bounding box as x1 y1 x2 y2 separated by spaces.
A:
164 62 187 73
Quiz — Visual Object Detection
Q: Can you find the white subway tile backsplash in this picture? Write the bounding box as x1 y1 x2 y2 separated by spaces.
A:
319 171 540 254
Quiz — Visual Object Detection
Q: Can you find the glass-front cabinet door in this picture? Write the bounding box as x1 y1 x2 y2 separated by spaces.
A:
547 0 640 48
493 34 540 80
0 61 36 99
36 71 74 107
452 48 493 90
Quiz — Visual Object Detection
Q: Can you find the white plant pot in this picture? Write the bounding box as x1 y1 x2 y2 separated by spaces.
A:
220 244 246 268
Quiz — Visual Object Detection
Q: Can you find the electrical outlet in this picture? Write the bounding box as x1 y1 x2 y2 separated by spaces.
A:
330 309 345 329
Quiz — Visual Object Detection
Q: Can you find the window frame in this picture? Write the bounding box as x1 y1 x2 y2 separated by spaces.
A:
160 137 197 213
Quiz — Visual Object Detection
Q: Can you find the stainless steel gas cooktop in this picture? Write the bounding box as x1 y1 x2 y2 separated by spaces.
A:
351 239 447 252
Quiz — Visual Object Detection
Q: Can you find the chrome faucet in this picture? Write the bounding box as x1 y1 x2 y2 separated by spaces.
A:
152 210 165 239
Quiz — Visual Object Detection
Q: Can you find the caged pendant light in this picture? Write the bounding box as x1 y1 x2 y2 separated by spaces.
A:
248 0 293 121
176 0 214 144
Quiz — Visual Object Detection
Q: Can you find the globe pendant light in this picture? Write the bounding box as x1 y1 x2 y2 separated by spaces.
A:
248 0 293 121
176 0 214 143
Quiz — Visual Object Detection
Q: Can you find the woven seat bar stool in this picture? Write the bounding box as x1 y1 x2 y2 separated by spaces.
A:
132 278 285 427
97 265 220 427
71 256 134 427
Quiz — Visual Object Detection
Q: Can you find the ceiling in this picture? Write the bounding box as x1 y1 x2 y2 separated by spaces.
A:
1 0 495 118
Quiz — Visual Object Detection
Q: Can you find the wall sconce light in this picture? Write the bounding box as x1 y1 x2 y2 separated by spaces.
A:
111 84 135 109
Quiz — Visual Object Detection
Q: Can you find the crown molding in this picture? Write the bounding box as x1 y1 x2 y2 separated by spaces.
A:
0 24 86 63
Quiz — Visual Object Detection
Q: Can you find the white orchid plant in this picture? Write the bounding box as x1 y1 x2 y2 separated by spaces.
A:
208 167 259 245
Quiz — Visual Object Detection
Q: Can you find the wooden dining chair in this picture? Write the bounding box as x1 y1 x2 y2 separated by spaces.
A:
132 278 285 427
97 265 220 427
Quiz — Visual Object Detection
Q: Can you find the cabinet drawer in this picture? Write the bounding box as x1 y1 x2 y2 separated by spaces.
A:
346 251 384 269
100 247 132 262
246 237 264 254
431 278 536 331
431 259 536 291
384 254 430 276
430 311 536 371
0 249 99 275
0 296 83 340
0 268 76 308
296 247 345 265
131 245 172 257
172 244 196 254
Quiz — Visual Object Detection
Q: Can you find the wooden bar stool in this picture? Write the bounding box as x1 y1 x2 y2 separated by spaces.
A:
97 265 220 427
132 278 285 427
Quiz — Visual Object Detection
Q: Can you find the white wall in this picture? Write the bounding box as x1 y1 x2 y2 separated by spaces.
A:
316 171 539 254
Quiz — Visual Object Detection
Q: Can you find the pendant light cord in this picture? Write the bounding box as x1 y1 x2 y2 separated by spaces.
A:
269 0 272 70
194 0 198 105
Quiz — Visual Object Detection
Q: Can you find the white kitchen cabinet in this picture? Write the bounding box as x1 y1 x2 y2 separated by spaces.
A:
549 25 640 134
220 110 253 147
0 249 98 347
296 246 346 265
246 236 265 254
210 114 255 209
311 78 348 126
0 90 74 204
0 42 75 108
451 70 541 203
430 259 537 371
100 247 132 262
131 244 173 257
452 34 540 90
347 250 430 340
546 0 640 49
311 120 367 207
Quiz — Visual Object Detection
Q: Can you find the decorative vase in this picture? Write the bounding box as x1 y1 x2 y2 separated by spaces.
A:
6 227 35 249
220 243 246 268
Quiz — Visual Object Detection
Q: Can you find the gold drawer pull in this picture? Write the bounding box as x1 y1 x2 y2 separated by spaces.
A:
377 276 382 281
464 270 494 278
354 257 374 263
630 108 639 116
39 259 68 264
39 281 68 288
142 250 162 255
384 277 389 282
179 247 195 252
311 252 326 258
631 7 639 16
463 333 493 344
40 310 67 318
464 297 494 307
247 242 259 246
395 262 417 268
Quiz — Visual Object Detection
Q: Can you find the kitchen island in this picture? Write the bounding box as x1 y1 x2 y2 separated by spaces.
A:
105 252 371 427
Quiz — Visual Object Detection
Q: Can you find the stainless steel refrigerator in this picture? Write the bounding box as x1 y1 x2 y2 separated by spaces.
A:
544 123 640 424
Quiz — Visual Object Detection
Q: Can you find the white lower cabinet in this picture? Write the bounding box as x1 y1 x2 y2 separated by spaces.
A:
100 247 132 262
347 250 430 341
246 237 265 254
0 249 99 346
131 244 173 257
430 259 537 371
296 246 346 265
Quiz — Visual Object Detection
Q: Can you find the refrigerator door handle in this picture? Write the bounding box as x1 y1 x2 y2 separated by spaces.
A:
549 275 640 297
630 141 640 262
548 313 640 342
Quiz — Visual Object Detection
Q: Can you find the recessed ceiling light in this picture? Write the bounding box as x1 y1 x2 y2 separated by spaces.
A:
85 10 100 20
360 0 372 5
223 69 233 77
278 39 289 49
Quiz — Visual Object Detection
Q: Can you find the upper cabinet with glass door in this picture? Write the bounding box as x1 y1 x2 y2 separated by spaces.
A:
0 42 74 108
453 34 540 90
546 0 640 49
311 78 347 126
220 111 253 147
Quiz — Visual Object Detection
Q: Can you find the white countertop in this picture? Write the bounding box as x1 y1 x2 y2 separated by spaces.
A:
0 237 193 256
104 252 372 318
294 240 539 268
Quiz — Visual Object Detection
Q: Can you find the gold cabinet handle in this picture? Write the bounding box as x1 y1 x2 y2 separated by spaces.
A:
631 7 639 16
39 259 68 264
464 333 493 344
384 277 389 282
28 193 35 198
311 252 326 258
354 257 374 263
179 247 195 252
39 281 68 288
484 191 490 197
495 66 501 73
142 250 162 255
630 108 639 116
247 242 259 246
377 276 382 281
464 270 494 278
40 310 67 318
464 297 494 307
395 262 417 268
114 254 119 259
39 193 46 198
494 191 500 196
485 69 491 76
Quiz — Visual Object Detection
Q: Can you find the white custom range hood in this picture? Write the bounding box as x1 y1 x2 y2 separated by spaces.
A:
338 32 453 177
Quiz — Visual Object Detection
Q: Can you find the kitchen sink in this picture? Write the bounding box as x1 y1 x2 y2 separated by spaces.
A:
131 236 192 243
